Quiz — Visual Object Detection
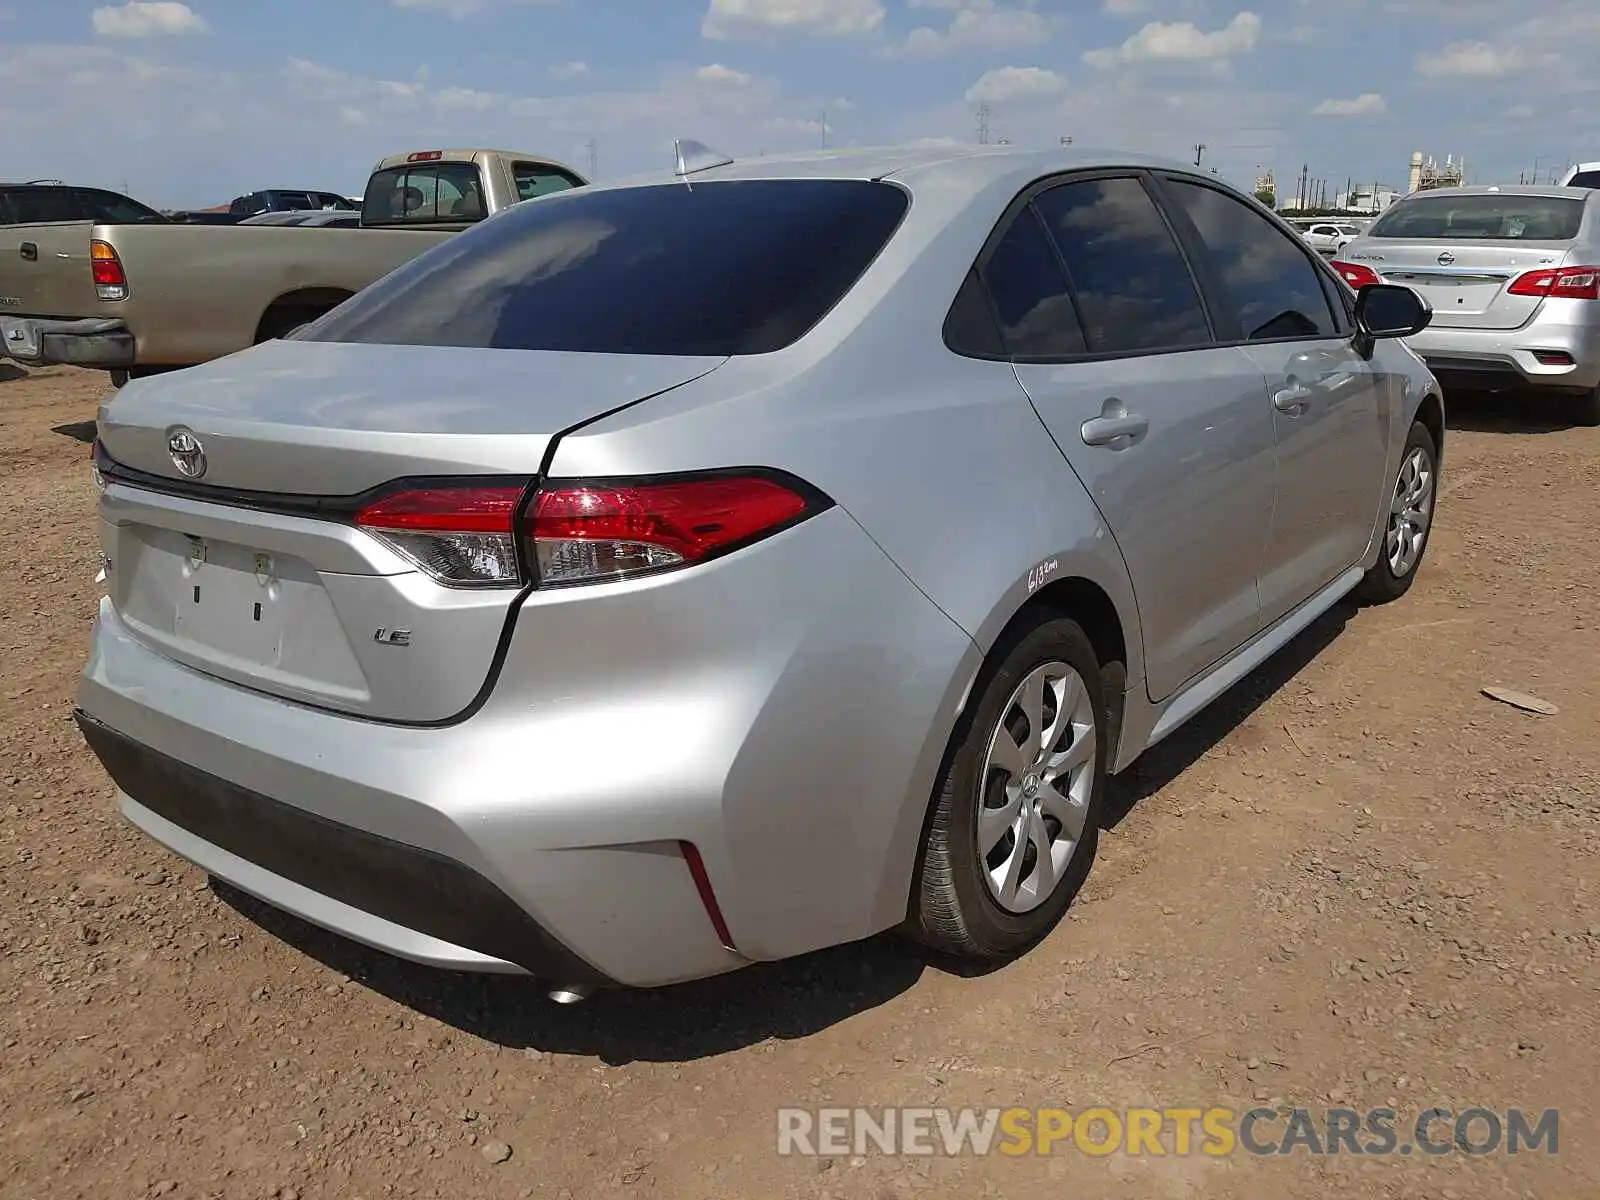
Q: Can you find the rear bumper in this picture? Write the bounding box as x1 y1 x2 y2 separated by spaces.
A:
0 315 135 369
77 710 608 981
75 506 978 987
1407 316 1600 393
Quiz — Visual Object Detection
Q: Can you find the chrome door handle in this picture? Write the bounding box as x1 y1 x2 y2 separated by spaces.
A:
1273 383 1314 415
1080 413 1149 448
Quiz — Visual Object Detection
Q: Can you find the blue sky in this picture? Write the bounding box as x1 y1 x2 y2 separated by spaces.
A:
3 0 1595 207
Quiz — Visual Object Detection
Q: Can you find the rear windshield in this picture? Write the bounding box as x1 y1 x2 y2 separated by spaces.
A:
363 162 486 225
302 179 911 356
1368 194 1584 240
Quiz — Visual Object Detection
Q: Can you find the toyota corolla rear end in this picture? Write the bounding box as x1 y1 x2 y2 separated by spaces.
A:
1333 187 1600 401
75 173 974 992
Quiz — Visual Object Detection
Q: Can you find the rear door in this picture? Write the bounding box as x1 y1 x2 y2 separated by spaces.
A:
1003 173 1277 701
0 187 99 319
1346 191 1588 329
1158 174 1388 627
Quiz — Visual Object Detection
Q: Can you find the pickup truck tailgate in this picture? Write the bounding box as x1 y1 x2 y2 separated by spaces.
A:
0 222 100 317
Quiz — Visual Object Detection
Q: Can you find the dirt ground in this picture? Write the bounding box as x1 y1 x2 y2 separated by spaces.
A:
1 361 1596 1200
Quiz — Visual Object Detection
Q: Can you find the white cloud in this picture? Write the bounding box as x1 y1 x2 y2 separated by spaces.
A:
894 0 1054 58
965 65 1066 104
91 2 207 38
1414 39 1531 77
1084 10 1261 69
391 0 553 14
1310 91 1386 116
695 62 754 85
701 0 885 40
549 60 589 79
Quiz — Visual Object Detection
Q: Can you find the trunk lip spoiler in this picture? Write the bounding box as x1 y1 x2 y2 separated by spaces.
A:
91 439 536 522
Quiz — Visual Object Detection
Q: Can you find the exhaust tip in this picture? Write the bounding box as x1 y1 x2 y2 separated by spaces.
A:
546 986 592 1005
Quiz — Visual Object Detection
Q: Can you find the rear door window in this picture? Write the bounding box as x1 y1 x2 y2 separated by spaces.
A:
1163 178 1339 341
6 187 85 223
304 179 909 356
1032 176 1212 355
512 163 584 202
978 206 1086 357
1568 171 1600 189
363 163 486 224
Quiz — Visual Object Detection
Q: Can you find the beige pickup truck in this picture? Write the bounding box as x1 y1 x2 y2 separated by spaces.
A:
0 148 585 381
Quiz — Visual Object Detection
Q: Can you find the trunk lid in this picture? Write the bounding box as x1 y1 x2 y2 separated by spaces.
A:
96 339 723 722
1342 236 1574 330
0 222 102 318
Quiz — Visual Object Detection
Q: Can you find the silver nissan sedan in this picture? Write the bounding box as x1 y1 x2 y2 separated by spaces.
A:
76 144 1443 998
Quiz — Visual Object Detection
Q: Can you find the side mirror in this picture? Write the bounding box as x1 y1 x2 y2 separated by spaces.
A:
1352 283 1431 359
1356 282 1431 335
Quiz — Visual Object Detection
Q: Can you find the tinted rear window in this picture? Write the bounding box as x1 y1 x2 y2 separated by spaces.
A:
303 179 910 356
1567 171 1600 189
1368 194 1584 240
363 163 485 225
4 188 84 223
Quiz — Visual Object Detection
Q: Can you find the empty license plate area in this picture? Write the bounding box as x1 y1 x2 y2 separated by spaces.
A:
173 534 287 664
113 524 369 704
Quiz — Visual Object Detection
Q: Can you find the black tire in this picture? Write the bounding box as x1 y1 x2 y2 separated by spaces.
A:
1356 419 1438 605
255 307 321 344
1573 387 1600 428
907 615 1107 962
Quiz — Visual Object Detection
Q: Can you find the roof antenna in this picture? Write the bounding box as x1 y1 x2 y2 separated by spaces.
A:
674 138 734 186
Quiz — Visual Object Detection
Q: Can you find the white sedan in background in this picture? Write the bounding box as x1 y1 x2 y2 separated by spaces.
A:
1302 222 1362 254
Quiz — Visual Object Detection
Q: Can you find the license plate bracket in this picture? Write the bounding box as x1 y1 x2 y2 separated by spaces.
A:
173 536 285 665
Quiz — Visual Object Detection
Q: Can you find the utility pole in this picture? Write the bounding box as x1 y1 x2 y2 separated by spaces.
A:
586 138 598 178
976 103 992 145
1298 162 1310 211
1193 142 1207 168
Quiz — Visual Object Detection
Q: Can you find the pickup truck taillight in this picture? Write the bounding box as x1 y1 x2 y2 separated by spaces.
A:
91 240 128 301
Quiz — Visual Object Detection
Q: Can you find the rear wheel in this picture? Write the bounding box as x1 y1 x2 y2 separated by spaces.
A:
1573 386 1600 428
255 306 327 343
1356 419 1437 604
908 615 1106 962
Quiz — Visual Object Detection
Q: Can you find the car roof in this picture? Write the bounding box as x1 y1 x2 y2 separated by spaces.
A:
1399 184 1597 201
370 148 579 173
592 142 1205 201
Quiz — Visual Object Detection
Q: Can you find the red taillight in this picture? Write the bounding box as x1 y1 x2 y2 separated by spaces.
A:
1331 260 1380 290
90 240 127 300
351 471 827 589
406 150 445 163
1507 265 1600 301
355 483 528 587
526 472 820 587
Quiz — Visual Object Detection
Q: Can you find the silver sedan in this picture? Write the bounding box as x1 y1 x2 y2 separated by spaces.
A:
76 144 1442 997
1335 184 1600 425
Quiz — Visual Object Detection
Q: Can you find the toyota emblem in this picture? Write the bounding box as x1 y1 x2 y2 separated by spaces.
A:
167 428 207 478
1436 251 1455 266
